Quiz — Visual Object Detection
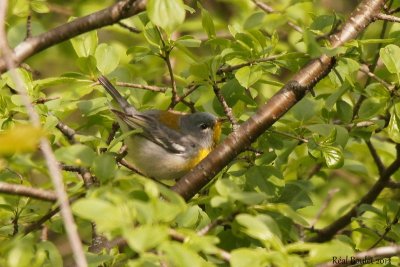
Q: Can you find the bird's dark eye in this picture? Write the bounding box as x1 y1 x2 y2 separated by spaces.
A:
199 123 209 130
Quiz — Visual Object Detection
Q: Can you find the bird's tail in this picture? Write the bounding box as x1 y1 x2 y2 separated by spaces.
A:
98 75 136 115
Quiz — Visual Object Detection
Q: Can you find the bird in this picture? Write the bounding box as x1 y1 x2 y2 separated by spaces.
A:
98 75 221 180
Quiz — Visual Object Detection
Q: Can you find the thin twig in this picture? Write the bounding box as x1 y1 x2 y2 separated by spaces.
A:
0 182 57 202
308 144 400 242
352 1 393 120
23 193 85 235
369 207 400 249
387 180 400 188
366 140 385 175
117 21 141 33
217 53 285 74
56 121 76 144
310 188 340 230
375 12 400 23
0 1 87 266
212 83 239 131
100 122 120 153
388 6 400 14
251 0 303 33
25 13 32 40
269 129 309 143
60 164 96 188
168 84 200 110
359 64 396 93
115 81 167 92
163 50 180 107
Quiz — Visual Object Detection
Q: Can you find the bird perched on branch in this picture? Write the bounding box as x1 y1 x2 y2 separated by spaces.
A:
98 75 221 180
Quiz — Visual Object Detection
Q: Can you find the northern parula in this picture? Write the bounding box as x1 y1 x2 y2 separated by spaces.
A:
98 76 221 180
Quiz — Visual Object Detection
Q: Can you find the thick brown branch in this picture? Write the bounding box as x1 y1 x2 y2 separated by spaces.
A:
172 0 386 201
0 182 57 202
0 0 147 73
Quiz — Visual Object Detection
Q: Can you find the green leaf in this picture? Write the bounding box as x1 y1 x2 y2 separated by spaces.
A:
308 240 354 264
147 0 186 33
37 242 62 267
55 144 96 166
235 214 282 247
175 35 201 48
161 242 204 267
380 44 400 82
0 125 43 155
235 65 262 88
336 100 352 123
244 11 266 30
388 104 400 143
95 43 120 75
230 248 269 267
201 7 216 38
31 0 50 13
76 56 97 75
321 145 344 168
124 225 168 252
70 29 98 57
92 154 116 183
358 97 386 119
72 198 126 232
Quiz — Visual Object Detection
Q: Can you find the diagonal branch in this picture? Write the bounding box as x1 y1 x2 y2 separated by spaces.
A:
308 144 400 242
172 0 387 201
0 0 147 73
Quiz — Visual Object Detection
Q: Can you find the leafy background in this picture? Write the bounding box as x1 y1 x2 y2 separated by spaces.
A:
1 0 400 266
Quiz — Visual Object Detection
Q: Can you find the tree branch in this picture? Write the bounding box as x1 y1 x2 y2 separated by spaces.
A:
308 144 400 242
0 182 57 202
0 0 147 73
375 12 400 23
172 0 386 201
0 1 88 265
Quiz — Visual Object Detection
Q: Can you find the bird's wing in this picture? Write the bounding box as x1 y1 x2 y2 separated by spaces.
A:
112 110 193 155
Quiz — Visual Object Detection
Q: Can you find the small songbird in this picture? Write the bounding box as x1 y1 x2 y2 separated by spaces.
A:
98 76 221 180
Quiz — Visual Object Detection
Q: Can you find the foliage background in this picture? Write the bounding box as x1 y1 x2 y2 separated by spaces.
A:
0 0 400 266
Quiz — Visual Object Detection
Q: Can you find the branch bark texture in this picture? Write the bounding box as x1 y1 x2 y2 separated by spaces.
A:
0 0 146 73
172 0 386 200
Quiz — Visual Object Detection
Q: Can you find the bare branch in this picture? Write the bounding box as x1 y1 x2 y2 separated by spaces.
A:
0 0 147 73
56 121 77 144
117 21 141 33
359 64 395 92
0 182 57 202
115 81 167 92
217 53 285 74
212 83 239 131
366 140 385 175
308 145 400 242
369 207 400 249
251 0 303 33
375 12 400 23
310 188 340 229
0 1 87 265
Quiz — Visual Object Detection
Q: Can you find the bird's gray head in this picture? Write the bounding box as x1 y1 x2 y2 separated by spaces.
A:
180 112 221 149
